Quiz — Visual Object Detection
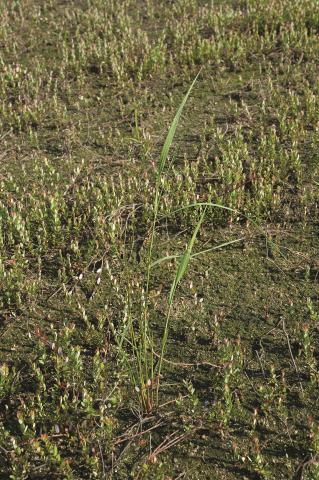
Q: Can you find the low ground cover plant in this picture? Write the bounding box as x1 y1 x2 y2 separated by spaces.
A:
0 0 318 478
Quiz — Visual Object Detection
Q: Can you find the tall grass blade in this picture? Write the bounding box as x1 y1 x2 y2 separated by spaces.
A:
157 71 201 177
150 237 245 268
168 207 206 305
156 208 207 400
146 72 201 293
129 73 201 411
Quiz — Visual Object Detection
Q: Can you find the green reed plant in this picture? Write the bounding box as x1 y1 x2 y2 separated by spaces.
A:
116 74 267 412
115 74 202 412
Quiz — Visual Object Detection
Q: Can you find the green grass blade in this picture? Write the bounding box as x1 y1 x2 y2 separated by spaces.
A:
168 207 206 305
191 237 245 257
168 250 191 305
150 237 245 268
146 72 201 294
157 71 201 177
156 208 206 397
168 202 239 216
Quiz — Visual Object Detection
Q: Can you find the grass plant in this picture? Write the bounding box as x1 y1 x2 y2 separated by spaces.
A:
0 0 319 478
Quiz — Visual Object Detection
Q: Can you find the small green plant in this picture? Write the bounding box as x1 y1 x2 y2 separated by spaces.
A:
116 73 203 412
